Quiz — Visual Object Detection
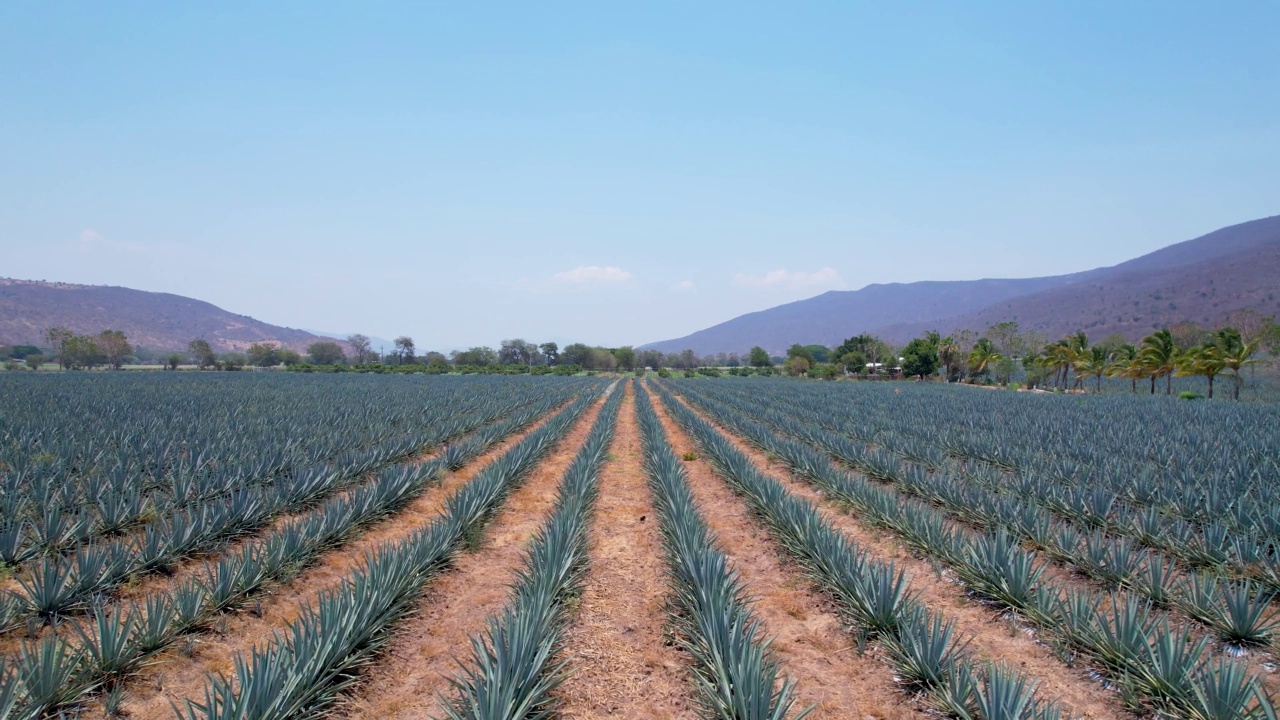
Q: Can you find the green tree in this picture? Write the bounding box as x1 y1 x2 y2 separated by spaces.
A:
1074 345 1109 393
938 336 963 381
393 336 415 365
278 349 303 366
452 346 498 366
801 344 831 363
900 337 938 378
97 329 132 370
559 343 592 367
188 339 217 369
1139 329 1178 395
61 334 104 370
346 334 374 364
45 327 74 370
1105 344 1144 393
786 344 814 363
539 342 559 365
748 346 772 368
246 343 280 368
307 341 346 365
165 353 185 371
967 338 1000 380
1216 327 1259 400
24 353 45 371
613 346 637 371
810 362 839 380
1177 342 1225 398
834 334 892 373
783 355 810 376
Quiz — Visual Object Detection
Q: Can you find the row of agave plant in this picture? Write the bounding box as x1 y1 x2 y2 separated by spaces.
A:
668 381 1278 719
634 384 807 720
676 380 1280 649
0 380 582 567
731 379 1280 560
171 383 607 720
441 382 623 719
649 383 1070 720
0 376 563 560
0 385 581 636
0 384 605 719
758 385 1280 592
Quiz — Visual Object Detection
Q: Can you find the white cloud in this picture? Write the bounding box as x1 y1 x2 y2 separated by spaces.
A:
732 267 842 291
76 229 147 254
552 265 633 285
671 280 695 292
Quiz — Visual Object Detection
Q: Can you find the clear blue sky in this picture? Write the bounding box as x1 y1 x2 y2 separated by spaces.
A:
2 2 1277 350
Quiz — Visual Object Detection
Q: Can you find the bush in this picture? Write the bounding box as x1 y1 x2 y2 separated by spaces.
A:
1179 391 1204 400
657 368 672 378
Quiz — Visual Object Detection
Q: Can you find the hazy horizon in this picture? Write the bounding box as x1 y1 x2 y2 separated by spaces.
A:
3 3 1277 348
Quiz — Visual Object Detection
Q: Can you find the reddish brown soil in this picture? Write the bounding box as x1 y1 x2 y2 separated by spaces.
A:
659 387 1131 720
553 383 697 720
339 392 611 720
647 384 927 720
106 400 589 720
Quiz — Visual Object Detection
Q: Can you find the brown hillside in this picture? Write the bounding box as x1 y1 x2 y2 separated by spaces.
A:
881 241 1280 342
0 279 339 353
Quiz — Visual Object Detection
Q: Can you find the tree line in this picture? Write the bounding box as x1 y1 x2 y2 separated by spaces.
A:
747 309 1279 400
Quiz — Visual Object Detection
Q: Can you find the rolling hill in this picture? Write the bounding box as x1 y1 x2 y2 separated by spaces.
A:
641 214 1280 354
0 279 341 353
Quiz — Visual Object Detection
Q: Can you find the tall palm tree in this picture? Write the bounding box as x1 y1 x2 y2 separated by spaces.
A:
1139 329 1178 395
1178 342 1226 398
968 337 1000 380
1106 343 1142 393
1075 345 1109 392
1217 327 1259 400
1042 341 1071 390
938 337 963 382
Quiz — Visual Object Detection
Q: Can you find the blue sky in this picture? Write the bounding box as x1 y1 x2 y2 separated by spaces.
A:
2 2 1277 350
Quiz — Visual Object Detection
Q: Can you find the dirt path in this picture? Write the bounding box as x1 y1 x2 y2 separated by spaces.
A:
111 399 593 720
339 393 610 720
553 383 696 720
647 384 927 720
659 386 1131 720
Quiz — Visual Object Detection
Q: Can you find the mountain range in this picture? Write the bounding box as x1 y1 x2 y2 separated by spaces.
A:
641 214 1280 354
0 279 339 353
3 215 1278 357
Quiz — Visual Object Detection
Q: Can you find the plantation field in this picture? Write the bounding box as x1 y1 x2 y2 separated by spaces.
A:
0 373 1277 719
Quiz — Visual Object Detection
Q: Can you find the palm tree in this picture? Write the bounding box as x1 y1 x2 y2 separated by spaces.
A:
1139 329 1178 395
938 336 963 382
1178 342 1226 398
1106 343 1143 393
1075 345 1109 392
1066 332 1090 390
1217 327 1259 400
968 338 1000 380
1043 340 1078 390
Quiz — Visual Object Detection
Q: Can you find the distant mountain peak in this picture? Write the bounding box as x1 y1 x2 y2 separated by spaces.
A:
640 214 1280 354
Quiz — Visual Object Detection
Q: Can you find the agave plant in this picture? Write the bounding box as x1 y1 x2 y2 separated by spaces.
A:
886 605 972 691
1186 658 1278 720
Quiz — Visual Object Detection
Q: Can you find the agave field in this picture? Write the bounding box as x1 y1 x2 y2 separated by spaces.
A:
0 373 1276 720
